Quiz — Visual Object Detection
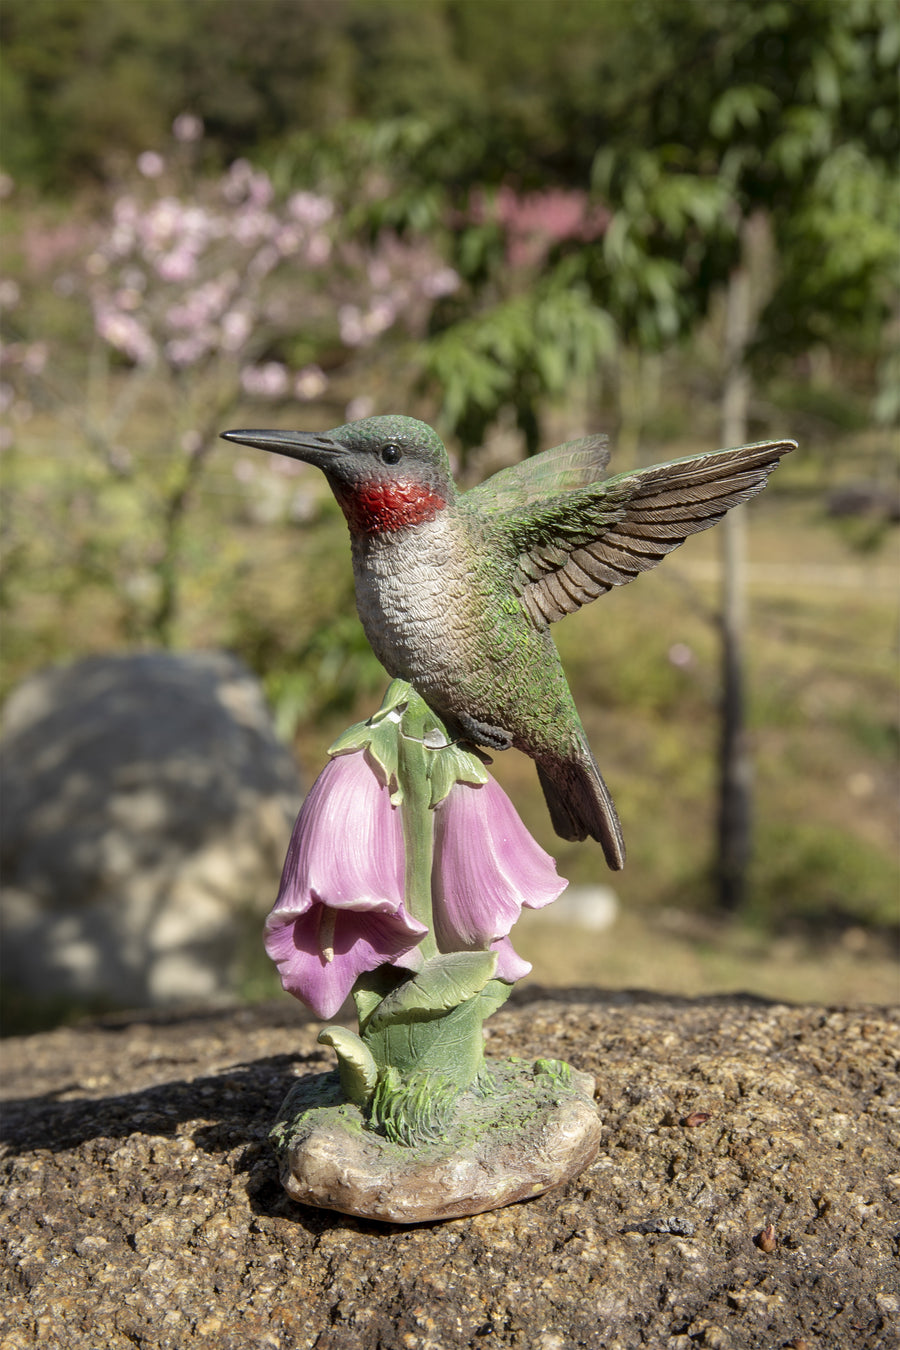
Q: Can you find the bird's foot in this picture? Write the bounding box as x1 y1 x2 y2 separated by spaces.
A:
454 713 513 753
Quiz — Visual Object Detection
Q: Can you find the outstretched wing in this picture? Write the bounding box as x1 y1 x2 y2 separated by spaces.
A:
466 435 610 514
504 440 796 626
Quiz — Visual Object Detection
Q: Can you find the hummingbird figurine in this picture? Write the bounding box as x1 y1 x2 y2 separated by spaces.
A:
222 417 795 870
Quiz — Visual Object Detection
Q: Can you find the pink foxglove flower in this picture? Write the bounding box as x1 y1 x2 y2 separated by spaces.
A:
264 752 427 1018
431 777 566 974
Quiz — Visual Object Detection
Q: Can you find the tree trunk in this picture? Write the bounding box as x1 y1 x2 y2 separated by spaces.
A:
716 246 754 911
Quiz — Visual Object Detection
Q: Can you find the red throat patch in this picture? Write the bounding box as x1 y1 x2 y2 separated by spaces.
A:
335 479 447 534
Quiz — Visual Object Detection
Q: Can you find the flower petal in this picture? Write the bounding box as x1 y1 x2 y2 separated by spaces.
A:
265 903 426 1019
432 777 566 951
264 749 427 1017
272 750 405 917
490 935 532 983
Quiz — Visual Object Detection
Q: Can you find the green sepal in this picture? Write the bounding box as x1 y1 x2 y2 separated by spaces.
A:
366 722 403 800
326 681 418 799
326 721 372 757
368 679 412 723
317 1026 378 1107
428 741 490 807
326 719 403 797
365 950 498 1033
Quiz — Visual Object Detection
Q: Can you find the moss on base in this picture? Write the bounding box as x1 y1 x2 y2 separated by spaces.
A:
270 1057 601 1223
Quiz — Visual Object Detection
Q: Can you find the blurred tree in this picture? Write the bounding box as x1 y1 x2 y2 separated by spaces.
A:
583 0 899 909
0 129 458 653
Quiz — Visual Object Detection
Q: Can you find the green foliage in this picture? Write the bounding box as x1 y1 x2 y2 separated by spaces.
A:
424 285 616 455
322 951 513 1146
751 823 899 931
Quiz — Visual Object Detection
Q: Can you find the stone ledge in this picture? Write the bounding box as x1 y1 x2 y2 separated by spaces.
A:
2 992 898 1350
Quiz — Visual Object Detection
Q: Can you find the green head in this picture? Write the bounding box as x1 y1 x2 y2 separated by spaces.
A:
222 415 456 534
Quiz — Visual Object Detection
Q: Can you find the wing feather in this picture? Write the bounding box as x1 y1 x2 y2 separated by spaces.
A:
499 439 796 624
465 435 610 514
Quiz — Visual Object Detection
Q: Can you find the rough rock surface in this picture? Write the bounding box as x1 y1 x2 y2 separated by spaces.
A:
0 652 302 1005
2 991 898 1350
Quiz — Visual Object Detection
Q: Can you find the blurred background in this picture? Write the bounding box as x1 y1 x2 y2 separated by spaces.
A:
1 0 897 1032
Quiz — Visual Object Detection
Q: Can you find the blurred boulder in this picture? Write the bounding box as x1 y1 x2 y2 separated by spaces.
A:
0 651 303 1008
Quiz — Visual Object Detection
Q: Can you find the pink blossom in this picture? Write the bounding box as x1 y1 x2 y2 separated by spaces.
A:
265 752 427 1018
274 225 303 256
294 364 328 400
368 259 391 289
172 113 203 143
288 192 334 228
421 267 460 299
220 309 252 351
306 234 332 266
165 335 210 367
156 249 198 283
265 746 566 1019
137 151 165 179
94 303 157 365
345 394 375 421
363 298 397 337
431 777 566 959
339 305 366 347
22 343 48 375
240 362 289 397
114 287 142 312
143 198 182 249
222 159 256 204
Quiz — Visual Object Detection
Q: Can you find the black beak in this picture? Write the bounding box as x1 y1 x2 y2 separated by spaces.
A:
220 428 343 468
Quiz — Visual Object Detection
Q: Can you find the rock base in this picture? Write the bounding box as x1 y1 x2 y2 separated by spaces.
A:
270 1057 601 1223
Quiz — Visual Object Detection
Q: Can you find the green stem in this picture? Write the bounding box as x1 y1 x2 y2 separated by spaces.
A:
397 695 439 961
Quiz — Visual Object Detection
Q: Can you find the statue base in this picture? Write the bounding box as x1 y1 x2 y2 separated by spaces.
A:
269 1057 601 1224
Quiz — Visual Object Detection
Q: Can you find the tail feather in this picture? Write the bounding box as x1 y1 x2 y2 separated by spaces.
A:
536 743 626 870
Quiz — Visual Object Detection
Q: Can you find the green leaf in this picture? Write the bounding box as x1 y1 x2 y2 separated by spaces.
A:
317 1026 378 1106
352 964 413 1032
363 991 491 1087
366 950 498 1031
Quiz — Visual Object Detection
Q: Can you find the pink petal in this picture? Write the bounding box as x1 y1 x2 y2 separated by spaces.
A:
264 749 426 1018
265 903 426 1019
432 778 566 952
490 936 532 982
271 751 405 917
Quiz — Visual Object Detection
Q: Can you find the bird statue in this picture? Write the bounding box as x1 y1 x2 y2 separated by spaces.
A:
222 417 795 870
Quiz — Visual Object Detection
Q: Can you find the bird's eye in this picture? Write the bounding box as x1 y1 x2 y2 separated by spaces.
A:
380 442 402 465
